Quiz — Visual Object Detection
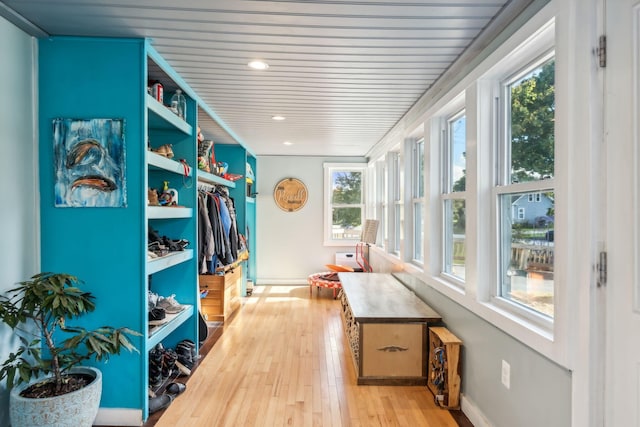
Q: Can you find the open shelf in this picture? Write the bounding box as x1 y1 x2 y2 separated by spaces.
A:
147 249 194 275
196 169 236 188
148 151 193 176
147 94 192 135
147 305 194 347
147 206 192 219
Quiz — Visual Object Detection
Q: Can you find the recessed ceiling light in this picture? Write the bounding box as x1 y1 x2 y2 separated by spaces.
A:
272 115 286 121
283 141 293 146
248 60 269 70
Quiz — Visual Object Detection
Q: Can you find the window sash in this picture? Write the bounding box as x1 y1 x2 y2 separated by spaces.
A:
324 163 366 245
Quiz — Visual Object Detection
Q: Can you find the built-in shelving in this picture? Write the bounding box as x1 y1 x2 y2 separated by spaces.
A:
147 249 194 275
196 169 236 188
38 37 255 425
147 305 194 347
147 206 192 219
148 151 193 175
147 94 192 135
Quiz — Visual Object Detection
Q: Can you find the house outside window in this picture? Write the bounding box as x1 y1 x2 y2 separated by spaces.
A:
496 54 555 319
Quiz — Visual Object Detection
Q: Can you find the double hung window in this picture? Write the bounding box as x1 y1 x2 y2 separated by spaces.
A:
495 54 555 319
324 163 366 246
442 112 467 282
412 139 425 264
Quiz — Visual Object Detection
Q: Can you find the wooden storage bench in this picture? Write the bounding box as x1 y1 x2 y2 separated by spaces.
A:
199 265 242 322
338 273 442 385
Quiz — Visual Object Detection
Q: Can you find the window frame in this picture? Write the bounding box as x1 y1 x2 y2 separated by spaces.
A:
488 43 556 330
323 162 367 246
411 138 425 265
366 8 564 363
386 151 402 256
440 110 467 286
374 159 386 249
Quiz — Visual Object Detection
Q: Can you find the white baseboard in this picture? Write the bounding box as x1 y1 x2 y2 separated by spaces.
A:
461 394 493 427
93 408 142 426
257 278 308 285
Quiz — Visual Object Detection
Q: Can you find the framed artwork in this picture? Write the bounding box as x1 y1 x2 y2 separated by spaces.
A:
53 118 126 207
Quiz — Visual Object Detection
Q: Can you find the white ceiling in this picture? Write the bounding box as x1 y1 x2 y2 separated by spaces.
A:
1 0 527 157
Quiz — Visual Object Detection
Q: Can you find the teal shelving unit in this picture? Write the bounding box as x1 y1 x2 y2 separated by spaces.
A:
38 36 256 424
214 145 257 294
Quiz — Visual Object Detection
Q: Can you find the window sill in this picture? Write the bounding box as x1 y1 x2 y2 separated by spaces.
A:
398 268 563 367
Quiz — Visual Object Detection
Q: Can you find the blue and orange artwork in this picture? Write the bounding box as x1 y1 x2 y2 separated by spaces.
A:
53 118 126 207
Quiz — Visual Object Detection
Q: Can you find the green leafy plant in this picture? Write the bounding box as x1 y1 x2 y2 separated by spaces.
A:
0 272 140 396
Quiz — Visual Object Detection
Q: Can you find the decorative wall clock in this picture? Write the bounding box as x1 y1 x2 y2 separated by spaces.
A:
273 177 308 212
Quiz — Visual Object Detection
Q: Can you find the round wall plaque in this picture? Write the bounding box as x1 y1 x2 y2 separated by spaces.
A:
273 177 308 212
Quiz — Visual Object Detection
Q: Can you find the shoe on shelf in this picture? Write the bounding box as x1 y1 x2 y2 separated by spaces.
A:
156 294 187 314
149 346 164 387
148 307 167 326
175 339 198 370
161 348 178 378
152 144 174 159
148 291 160 308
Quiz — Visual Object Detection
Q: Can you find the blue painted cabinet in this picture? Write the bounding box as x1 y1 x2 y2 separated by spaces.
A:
38 37 200 424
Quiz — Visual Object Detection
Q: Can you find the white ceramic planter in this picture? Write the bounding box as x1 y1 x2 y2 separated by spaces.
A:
10 367 102 427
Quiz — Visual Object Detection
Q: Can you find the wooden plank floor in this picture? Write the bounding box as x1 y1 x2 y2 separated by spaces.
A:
153 285 466 427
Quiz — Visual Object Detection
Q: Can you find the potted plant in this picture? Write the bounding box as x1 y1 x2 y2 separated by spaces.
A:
0 272 140 427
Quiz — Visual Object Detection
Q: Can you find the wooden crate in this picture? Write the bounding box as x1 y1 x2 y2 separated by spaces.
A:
199 265 242 322
427 326 462 409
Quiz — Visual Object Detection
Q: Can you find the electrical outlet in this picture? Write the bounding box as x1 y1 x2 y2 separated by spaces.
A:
501 360 511 389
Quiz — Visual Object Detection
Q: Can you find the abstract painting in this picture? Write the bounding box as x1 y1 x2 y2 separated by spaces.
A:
53 118 126 207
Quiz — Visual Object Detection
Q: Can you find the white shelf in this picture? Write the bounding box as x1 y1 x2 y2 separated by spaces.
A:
196 170 236 188
147 206 192 219
147 249 194 275
147 94 192 135
148 151 193 176
147 305 194 347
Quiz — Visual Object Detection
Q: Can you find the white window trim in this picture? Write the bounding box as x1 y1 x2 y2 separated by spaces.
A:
441 109 467 285
374 159 386 249
386 151 402 257
409 138 425 266
371 6 565 365
323 162 366 246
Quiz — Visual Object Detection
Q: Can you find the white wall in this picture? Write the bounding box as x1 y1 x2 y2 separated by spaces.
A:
0 14 38 427
256 155 365 284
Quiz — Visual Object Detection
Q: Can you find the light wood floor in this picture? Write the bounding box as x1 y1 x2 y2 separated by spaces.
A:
155 285 462 427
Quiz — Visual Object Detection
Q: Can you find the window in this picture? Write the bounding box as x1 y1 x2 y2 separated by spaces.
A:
412 139 425 263
442 111 466 282
324 163 366 246
375 160 386 248
495 54 555 319
387 152 402 256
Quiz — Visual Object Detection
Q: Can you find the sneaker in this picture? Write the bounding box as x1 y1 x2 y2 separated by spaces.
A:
148 307 167 325
156 294 187 314
175 339 198 370
162 348 178 378
149 346 164 387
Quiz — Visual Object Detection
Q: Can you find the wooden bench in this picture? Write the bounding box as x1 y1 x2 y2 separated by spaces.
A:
338 272 442 385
